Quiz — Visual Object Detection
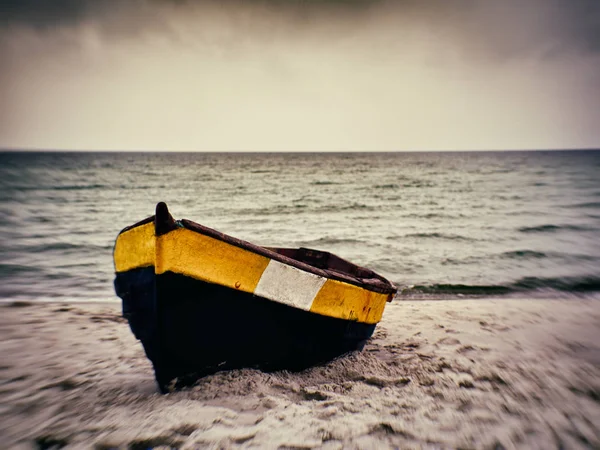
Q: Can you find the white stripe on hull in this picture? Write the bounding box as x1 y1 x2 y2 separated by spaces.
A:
254 260 327 310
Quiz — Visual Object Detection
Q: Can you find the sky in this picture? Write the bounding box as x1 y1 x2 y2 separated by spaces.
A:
0 0 599 152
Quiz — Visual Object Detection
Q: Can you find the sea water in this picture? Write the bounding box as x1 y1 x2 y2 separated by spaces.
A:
1 150 599 303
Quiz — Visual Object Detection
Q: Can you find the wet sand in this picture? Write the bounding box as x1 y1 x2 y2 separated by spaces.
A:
1 299 599 449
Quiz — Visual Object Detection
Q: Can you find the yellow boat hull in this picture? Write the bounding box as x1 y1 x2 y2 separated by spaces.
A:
113 203 396 391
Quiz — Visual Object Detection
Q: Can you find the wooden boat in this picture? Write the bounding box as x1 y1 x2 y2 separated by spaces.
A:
113 202 397 392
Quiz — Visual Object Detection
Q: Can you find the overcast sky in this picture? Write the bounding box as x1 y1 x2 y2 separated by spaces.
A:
1 0 599 151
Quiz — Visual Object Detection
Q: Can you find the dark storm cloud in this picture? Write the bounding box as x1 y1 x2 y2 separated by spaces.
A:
0 0 385 46
0 0 378 28
561 1 600 53
1 0 599 57
1 0 598 151
0 0 94 28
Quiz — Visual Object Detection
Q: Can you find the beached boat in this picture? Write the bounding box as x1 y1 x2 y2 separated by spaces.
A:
113 202 397 392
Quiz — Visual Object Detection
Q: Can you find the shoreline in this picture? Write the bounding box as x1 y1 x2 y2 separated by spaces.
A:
1 298 599 448
2 292 599 309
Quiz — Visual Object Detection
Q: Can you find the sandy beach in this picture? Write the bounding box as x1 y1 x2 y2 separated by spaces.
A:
1 298 598 449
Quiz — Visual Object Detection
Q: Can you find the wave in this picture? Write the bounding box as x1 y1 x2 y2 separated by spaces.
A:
403 180 435 188
310 181 340 186
19 242 114 253
10 184 106 192
491 195 523 201
397 275 600 298
317 204 376 212
512 275 600 293
501 250 547 259
518 224 592 233
54 184 107 191
403 232 475 241
501 250 598 262
565 202 600 209
299 237 363 247
238 203 376 216
373 184 400 190
0 264 44 277
401 211 468 219
399 283 512 296
443 251 597 265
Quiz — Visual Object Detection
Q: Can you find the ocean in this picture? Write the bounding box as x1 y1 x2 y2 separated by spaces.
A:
1 150 599 303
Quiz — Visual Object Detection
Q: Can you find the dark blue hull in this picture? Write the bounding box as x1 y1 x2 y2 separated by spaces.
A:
115 267 377 392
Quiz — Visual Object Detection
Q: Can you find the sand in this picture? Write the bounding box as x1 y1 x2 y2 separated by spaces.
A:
1 298 599 449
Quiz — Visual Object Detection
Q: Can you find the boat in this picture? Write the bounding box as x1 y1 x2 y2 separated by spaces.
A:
113 202 397 392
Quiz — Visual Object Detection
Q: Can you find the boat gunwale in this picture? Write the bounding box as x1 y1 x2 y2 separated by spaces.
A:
119 215 155 234
117 216 397 295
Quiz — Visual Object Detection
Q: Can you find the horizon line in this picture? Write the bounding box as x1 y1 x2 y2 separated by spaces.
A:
1 147 599 154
